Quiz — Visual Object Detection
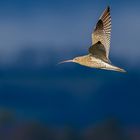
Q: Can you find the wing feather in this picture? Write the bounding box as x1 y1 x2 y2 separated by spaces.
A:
92 6 112 58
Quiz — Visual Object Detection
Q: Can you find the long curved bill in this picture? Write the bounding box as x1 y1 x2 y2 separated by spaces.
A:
58 59 73 65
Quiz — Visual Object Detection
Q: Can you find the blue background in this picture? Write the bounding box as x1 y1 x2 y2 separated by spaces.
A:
0 0 140 139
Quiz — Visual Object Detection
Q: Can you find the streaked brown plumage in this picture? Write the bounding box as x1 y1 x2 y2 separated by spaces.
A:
59 6 126 72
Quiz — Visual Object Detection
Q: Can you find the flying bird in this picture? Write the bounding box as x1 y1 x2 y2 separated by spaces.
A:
59 6 126 72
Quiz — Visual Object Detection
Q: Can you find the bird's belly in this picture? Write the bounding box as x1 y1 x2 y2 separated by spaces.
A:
78 57 123 72
80 57 107 68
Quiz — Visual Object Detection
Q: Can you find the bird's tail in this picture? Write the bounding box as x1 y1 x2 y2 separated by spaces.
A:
101 63 126 73
112 67 126 73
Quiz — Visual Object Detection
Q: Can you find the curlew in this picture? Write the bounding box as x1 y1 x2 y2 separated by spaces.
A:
59 6 126 72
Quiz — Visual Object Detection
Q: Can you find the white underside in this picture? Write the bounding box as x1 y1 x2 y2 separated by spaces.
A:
81 56 126 72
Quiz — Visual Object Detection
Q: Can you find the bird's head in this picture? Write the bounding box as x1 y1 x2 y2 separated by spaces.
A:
73 57 81 63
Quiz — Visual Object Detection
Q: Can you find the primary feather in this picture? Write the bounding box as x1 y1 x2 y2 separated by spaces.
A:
92 6 111 59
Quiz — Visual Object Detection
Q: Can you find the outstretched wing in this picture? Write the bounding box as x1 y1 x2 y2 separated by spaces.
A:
91 6 111 58
89 41 109 63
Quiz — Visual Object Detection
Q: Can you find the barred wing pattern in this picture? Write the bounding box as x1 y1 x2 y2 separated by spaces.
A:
92 6 111 58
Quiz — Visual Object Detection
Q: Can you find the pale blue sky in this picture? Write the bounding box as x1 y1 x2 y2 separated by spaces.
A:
0 0 139 67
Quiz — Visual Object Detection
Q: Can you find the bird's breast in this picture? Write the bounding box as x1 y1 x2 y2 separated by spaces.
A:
79 56 106 68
